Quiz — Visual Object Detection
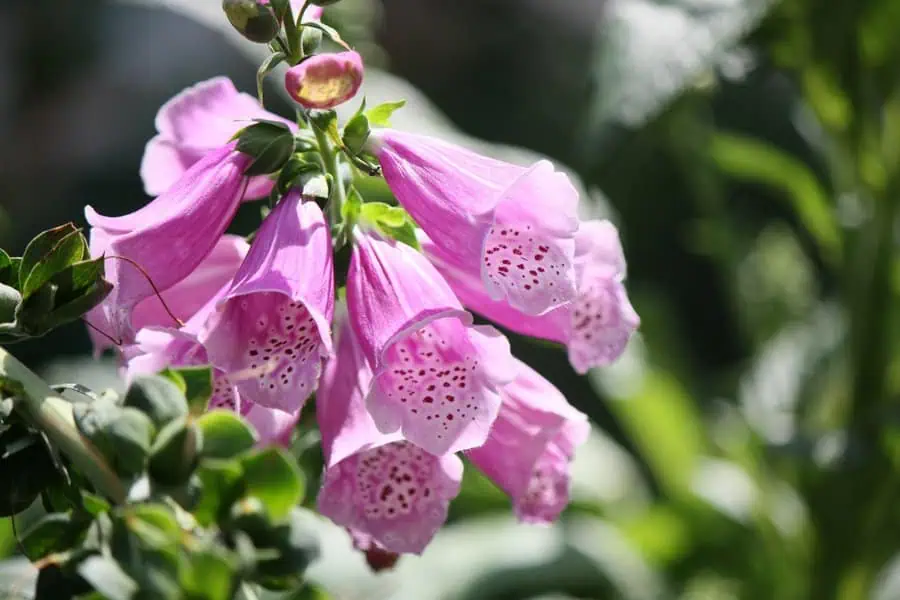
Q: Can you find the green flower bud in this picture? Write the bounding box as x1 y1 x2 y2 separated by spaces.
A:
223 0 280 43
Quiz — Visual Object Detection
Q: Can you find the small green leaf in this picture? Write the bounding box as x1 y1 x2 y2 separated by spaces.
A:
240 448 305 521
21 512 89 561
342 113 370 155
257 51 286 104
196 410 258 459
148 417 202 486
237 121 297 176
276 158 321 195
181 546 237 600
0 249 13 284
125 504 181 546
193 460 245 527
365 100 406 127
123 375 189 428
81 491 110 516
167 365 214 416
257 508 320 583
77 555 138 600
359 203 420 249
20 224 87 300
105 407 155 476
0 283 20 324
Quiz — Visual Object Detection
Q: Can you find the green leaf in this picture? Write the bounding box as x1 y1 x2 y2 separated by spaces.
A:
196 410 258 459
193 459 245 527
237 121 297 176
77 555 138 600
73 396 121 454
0 249 14 285
169 365 214 416
257 51 286 105
123 375 189 428
148 417 202 486
181 546 237 600
125 504 181 546
240 448 305 520
275 158 321 196
105 408 155 476
359 202 420 249
0 283 19 324
342 113 370 155
19 223 87 299
21 512 89 561
81 491 111 516
257 508 319 584
709 132 841 263
365 100 406 127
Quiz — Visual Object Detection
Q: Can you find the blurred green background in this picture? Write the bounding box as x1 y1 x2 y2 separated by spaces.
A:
3 0 900 598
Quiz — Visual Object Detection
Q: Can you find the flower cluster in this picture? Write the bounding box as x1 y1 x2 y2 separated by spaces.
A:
85 0 638 561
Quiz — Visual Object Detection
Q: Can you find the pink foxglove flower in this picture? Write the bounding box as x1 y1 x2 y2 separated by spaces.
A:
85 143 251 344
423 220 639 374
199 192 334 413
467 360 589 523
317 321 402 469
318 438 462 554
284 51 364 110
316 321 459 554
369 130 579 315
141 76 294 197
346 228 516 455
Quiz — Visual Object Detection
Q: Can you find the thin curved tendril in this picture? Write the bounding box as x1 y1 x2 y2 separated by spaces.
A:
82 318 122 347
103 255 185 328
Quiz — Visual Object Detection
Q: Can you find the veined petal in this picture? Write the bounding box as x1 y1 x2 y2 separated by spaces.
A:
317 441 462 554
200 193 334 412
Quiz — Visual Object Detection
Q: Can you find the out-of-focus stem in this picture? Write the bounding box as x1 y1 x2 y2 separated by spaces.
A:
0 346 126 504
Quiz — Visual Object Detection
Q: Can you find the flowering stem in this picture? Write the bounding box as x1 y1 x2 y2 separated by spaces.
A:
0 345 126 503
312 121 347 235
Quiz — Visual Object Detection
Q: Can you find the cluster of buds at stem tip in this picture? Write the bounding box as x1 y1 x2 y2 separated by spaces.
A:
84 0 639 566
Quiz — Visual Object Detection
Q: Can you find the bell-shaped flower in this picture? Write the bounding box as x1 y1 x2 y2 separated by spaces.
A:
199 192 334 413
346 227 516 455
423 219 639 374
318 437 462 555
85 143 251 345
369 130 579 315
317 320 402 469
317 321 455 556
467 360 589 523
284 51 364 110
141 76 294 197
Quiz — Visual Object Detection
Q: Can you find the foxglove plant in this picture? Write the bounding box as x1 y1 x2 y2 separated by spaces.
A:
78 0 639 567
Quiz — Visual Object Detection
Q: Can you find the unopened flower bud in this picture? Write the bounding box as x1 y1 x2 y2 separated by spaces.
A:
223 0 280 43
284 51 364 109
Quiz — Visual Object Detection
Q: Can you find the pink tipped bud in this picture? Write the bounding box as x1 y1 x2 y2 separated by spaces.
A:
284 51 364 109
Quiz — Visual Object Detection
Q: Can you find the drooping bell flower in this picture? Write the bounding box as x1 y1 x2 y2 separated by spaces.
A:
141 76 294 197
199 192 334 413
422 219 639 374
85 143 251 345
317 440 463 555
467 360 589 523
317 320 402 469
317 321 453 556
284 51 364 110
369 130 579 315
346 227 516 455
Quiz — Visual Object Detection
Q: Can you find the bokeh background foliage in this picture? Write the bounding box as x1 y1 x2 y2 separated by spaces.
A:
3 0 900 598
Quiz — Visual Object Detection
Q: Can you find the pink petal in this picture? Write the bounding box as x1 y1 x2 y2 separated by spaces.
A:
142 76 293 197
317 321 403 469
347 229 514 455
466 360 589 523
85 144 250 344
199 193 334 412
317 441 462 554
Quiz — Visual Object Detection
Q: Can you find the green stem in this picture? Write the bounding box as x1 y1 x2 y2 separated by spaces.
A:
312 122 347 232
0 346 126 503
